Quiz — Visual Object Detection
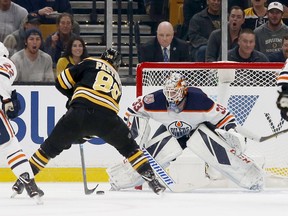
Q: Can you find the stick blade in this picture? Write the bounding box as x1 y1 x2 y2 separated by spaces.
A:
84 184 99 195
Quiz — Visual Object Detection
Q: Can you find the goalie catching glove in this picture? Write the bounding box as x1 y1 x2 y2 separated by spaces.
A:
1 90 21 119
276 90 288 121
215 128 246 156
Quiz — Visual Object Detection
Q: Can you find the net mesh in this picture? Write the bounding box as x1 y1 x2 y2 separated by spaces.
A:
137 62 286 178
141 67 278 87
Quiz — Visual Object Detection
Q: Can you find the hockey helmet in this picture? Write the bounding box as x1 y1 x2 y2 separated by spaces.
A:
100 48 122 70
0 42 9 58
163 72 187 104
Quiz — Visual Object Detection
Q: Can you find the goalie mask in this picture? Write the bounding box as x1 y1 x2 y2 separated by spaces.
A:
0 42 9 58
163 73 187 112
100 48 122 70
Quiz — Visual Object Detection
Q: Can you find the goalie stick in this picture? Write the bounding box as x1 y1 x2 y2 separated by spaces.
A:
79 143 99 195
142 146 209 192
130 114 209 192
235 125 288 142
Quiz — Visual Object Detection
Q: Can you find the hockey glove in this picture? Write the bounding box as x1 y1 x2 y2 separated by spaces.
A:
276 91 288 121
215 128 246 156
1 90 21 119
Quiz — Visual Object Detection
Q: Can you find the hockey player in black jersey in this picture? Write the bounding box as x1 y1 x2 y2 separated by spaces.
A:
12 48 165 195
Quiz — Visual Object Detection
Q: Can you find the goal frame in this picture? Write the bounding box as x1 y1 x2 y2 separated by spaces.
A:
136 61 288 181
136 62 284 97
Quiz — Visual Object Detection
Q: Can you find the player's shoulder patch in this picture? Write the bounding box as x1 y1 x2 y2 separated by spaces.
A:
143 94 155 104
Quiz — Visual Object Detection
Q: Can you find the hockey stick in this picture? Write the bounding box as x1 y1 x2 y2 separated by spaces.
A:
235 125 288 142
130 114 209 192
142 147 209 192
79 143 99 194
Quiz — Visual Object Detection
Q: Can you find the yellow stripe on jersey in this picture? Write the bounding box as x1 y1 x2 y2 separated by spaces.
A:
30 157 44 170
75 86 119 108
128 150 149 170
35 150 49 164
57 68 76 90
244 7 258 18
72 87 120 113
128 150 143 162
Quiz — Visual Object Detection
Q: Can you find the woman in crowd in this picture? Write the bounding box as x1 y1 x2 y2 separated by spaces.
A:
56 36 88 76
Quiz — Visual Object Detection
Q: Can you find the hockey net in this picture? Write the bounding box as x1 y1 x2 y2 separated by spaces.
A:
136 62 288 180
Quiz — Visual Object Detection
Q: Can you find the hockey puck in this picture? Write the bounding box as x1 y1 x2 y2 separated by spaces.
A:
96 190 105 195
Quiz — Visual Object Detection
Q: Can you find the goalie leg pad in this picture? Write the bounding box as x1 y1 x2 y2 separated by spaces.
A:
146 125 183 166
107 160 143 190
187 124 264 190
107 127 183 190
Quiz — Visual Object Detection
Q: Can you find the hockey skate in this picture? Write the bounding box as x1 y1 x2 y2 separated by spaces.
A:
142 170 166 195
11 173 44 204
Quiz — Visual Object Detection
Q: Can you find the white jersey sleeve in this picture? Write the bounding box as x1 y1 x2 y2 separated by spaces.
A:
0 56 17 100
277 58 288 89
123 95 151 123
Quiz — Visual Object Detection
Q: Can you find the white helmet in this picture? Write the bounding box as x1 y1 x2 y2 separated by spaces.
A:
163 72 187 104
0 42 9 58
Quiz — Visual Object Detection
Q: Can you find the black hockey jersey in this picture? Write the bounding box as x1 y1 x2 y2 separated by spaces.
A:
56 57 122 113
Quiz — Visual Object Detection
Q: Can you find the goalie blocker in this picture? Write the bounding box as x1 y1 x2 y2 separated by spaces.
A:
107 123 264 191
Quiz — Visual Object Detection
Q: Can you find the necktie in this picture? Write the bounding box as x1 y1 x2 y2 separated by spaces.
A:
163 47 169 62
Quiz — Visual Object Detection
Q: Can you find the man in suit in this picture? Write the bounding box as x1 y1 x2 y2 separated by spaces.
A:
138 21 190 63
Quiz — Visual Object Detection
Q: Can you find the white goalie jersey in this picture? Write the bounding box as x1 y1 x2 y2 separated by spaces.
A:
108 81 263 192
0 56 17 103
124 87 237 139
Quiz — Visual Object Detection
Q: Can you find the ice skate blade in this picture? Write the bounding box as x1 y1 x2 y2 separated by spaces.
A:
33 195 43 205
10 191 18 198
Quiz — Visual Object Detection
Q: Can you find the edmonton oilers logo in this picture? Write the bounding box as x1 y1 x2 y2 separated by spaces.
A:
168 121 192 138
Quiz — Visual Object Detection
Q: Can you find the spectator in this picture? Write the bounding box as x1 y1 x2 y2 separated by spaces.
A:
11 28 54 82
267 0 288 20
267 34 288 62
13 0 80 35
243 0 268 30
0 0 28 42
56 36 89 76
138 21 189 63
44 13 77 68
228 28 269 62
206 6 245 62
181 0 207 40
144 0 169 23
3 13 41 57
188 0 221 62
254 2 288 56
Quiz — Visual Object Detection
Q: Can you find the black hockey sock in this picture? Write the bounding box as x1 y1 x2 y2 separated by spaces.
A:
29 148 50 175
128 149 150 174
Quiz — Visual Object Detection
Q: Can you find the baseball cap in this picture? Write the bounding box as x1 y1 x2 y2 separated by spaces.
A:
268 2 284 12
25 28 43 41
26 13 41 24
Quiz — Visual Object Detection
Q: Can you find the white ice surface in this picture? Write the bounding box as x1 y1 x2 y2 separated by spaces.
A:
1 182 288 216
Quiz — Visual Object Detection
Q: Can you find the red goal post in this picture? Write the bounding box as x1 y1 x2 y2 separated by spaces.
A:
136 61 288 180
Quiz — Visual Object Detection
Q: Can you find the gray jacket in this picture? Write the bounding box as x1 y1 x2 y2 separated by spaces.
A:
254 22 288 56
188 8 221 48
